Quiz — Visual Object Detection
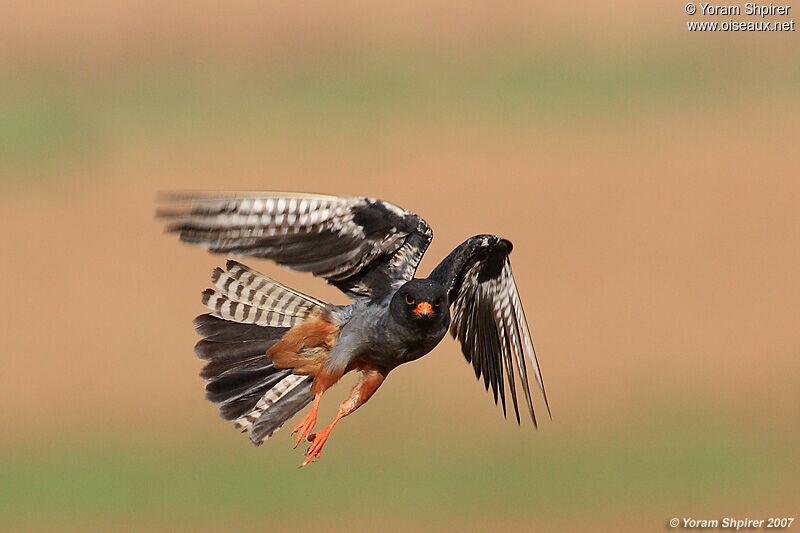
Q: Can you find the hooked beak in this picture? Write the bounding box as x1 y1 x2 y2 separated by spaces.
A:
413 301 434 317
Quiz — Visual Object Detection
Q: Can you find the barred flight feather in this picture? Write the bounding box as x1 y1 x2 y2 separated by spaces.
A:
431 234 549 426
193 259 329 445
203 261 323 328
158 192 432 300
233 374 308 435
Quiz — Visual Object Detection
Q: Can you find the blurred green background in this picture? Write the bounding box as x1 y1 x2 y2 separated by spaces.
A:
1 2 798 531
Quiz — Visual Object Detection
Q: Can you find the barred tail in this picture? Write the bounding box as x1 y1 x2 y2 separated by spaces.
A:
194 260 325 444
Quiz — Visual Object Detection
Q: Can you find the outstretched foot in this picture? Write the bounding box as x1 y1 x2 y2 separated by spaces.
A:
291 405 318 448
301 424 335 467
291 411 316 448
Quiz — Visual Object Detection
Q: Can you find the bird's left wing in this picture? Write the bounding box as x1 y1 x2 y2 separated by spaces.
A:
429 235 549 425
158 192 432 301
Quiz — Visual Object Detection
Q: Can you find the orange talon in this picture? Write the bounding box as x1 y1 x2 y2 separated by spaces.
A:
291 412 316 448
291 392 322 448
297 368 385 467
301 423 335 467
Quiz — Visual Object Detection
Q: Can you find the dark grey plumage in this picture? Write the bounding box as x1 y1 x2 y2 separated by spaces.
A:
430 235 550 425
158 193 432 301
186 261 323 443
159 192 549 447
193 314 309 439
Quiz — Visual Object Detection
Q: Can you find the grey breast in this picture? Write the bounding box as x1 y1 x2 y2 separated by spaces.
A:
326 297 448 371
324 302 387 371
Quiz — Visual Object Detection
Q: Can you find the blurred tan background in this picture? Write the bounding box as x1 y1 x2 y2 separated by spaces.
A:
1 2 798 531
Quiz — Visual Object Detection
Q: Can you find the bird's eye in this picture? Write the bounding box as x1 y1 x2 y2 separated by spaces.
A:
405 294 415 305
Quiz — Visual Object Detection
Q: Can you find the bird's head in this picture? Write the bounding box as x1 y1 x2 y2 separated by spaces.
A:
391 279 448 325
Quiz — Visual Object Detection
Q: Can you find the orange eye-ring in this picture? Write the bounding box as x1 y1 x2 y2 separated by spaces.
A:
405 294 415 305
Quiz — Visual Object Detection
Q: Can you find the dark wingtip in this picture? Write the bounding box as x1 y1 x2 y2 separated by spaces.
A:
512 398 521 425
542 385 552 420
499 380 507 419
529 338 552 421
156 190 209 202
155 208 188 222
526 395 537 429
155 191 196 218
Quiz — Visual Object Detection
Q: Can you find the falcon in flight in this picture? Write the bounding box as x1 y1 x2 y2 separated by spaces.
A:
159 192 549 466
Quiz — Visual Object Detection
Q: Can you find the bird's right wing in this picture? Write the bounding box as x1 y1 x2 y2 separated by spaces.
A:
158 192 433 301
429 235 549 426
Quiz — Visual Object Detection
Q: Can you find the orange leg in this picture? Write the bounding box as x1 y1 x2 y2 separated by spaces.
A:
290 366 344 448
291 390 322 448
301 368 385 467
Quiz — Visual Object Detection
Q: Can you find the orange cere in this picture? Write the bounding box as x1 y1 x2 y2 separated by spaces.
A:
414 302 433 317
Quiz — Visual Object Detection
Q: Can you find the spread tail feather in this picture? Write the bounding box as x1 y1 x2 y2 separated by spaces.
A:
195 261 326 444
